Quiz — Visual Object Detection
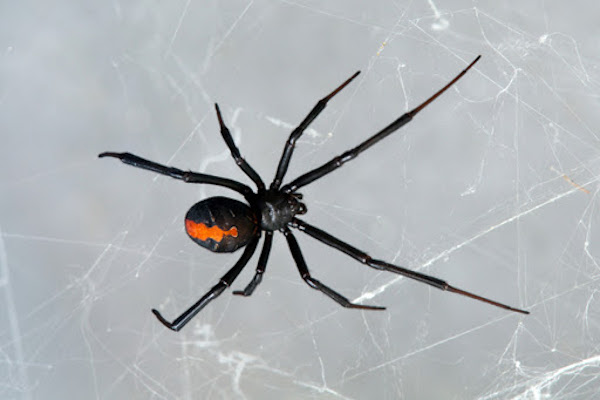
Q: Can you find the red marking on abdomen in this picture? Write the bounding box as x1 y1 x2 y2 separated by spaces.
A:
185 220 238 242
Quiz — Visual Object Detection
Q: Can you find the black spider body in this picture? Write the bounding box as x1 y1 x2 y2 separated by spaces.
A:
100 56 529 332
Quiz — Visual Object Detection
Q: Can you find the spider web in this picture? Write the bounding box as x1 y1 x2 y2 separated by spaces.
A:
1 0 600 398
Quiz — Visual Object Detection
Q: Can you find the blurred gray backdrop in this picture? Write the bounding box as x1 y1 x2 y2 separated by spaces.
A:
1 0 599 399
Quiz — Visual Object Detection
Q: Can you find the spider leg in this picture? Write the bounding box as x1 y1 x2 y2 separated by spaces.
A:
282 228 385 310
282 56 481 193
291 218 529 315
214 104 265 190
98 152 253 198
270 71 360 190
233 231 273 296
152 236 260 332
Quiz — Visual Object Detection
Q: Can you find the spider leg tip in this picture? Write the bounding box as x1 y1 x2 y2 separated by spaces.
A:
151 309 179 331
151 308 166 321
214 104 225 123
355 304 386 311
98 152 127 161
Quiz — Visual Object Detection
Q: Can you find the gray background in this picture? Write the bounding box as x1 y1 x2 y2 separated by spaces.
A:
2 1 599 399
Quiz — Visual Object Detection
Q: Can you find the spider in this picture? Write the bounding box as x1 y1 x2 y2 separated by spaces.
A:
100 55 529 332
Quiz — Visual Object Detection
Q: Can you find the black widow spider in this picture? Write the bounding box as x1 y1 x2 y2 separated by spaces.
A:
100 55 529 332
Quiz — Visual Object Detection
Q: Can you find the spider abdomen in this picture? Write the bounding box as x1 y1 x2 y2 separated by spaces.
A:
185 197 258 253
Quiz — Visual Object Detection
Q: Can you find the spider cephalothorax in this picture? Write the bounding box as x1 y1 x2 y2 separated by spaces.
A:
256 190 307 231
100 55 529 332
